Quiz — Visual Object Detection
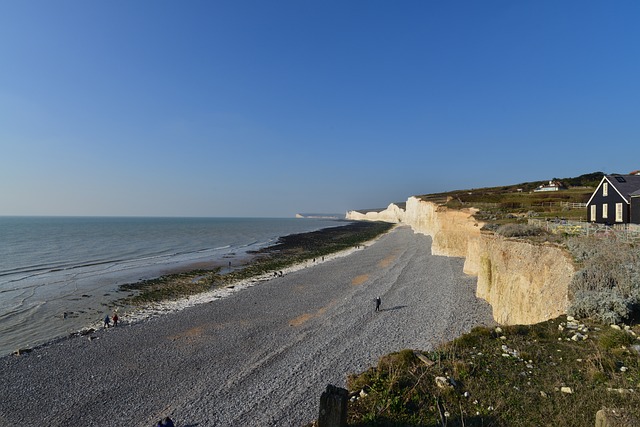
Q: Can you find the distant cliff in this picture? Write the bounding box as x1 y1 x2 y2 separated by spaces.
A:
346 197 574 325
295 213 343 219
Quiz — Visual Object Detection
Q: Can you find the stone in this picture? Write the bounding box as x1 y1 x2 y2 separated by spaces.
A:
435 376 452 389
566 321 579 330
611 325 622 330
560 387 573 394
606 388 634 394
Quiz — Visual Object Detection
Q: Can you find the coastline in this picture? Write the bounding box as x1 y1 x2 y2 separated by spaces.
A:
8 220 394 356
0 225 494 426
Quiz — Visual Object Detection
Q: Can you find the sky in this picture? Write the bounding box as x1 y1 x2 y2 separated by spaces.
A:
1 1 639 217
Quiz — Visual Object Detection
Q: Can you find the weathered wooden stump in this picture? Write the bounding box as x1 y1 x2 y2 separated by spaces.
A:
318 384 348 427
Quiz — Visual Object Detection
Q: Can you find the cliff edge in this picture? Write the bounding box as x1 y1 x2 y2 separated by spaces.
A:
346 196 574 325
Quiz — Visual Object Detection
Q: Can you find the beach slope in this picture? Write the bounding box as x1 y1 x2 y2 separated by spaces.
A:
0 226 493 426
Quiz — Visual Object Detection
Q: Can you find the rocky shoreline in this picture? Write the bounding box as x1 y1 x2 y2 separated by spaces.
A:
0 226 494 426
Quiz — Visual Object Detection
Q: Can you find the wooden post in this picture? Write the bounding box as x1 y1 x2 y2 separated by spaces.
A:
318 384 348 427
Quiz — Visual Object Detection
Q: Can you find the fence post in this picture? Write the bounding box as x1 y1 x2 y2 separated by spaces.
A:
318 384 348 427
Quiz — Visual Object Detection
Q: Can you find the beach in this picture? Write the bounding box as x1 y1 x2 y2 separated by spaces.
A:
0 226 494 426
0 216 349 357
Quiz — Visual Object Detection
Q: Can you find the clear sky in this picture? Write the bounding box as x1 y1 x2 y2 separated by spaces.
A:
1 1 639 217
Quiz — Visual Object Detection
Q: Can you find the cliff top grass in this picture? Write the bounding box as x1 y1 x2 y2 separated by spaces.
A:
346 316 640 427
417 172 602 227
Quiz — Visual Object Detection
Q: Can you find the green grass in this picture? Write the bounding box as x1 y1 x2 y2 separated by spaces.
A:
416 174 600 245
117 269 220 305
346 317 640 426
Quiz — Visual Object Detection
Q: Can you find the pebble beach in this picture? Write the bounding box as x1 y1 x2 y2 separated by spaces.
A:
0 226 495 426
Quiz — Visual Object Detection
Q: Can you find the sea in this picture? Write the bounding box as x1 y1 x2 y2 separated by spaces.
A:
0 216 347 356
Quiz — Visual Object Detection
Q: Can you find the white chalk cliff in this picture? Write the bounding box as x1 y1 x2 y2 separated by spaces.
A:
347 197 574 325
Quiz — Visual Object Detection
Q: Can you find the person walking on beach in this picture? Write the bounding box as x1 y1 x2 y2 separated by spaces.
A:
112 312 119 327
103 314 110 328
375 296 381 312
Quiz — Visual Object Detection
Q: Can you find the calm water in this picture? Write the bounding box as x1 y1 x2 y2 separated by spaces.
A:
0 216 346 355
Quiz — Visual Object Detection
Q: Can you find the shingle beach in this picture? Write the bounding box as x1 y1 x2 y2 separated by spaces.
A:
0 226 494 427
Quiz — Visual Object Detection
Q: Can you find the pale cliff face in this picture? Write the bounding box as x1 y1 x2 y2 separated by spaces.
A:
346 197 574 325
345 203 405 223
473 236 572 324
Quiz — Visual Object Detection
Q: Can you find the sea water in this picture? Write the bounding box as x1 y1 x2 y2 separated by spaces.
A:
0 216 345 356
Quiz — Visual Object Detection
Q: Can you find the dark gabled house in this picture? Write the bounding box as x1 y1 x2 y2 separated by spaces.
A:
586 173 640 225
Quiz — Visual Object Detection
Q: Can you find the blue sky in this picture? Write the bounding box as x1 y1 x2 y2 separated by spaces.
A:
1 1 639 217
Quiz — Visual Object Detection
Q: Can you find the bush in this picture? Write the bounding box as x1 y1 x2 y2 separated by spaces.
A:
495 223 545 238
567 236 640 323
568 290 631 324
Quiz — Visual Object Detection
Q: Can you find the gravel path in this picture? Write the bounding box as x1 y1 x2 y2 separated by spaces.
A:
0 226 494 427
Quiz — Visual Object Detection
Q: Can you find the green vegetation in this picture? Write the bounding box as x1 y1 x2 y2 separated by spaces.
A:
116 221 394 306
118 269 220 305
347 318 640 426
418 172 603 228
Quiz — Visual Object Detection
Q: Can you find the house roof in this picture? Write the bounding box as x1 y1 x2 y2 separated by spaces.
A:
587 174 640 205
607 174 640 199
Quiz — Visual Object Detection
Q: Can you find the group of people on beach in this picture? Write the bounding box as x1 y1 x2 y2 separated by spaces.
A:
103 311 119 328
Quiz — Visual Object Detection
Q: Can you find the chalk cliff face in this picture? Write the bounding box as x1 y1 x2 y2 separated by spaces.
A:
346 203 405 223
346 197 574 325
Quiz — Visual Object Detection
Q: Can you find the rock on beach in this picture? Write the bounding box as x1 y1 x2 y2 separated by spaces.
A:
0 226 494 426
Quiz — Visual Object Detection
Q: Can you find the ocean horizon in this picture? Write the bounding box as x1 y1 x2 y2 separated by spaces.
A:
0 216 348 355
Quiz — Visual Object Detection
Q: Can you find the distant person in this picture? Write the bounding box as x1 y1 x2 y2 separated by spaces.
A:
112 312 119 327
375 296 381 312
103 314 110 328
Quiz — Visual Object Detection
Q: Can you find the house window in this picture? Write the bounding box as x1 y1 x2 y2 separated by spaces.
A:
590 204 596 222
616 203 623 222
603 182 608 196
603 204 608 219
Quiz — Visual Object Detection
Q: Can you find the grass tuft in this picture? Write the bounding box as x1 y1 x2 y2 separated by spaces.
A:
346 316 640 426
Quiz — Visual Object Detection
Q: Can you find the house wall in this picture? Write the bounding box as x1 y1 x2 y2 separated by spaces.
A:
631 196 640 224
587 180 629 224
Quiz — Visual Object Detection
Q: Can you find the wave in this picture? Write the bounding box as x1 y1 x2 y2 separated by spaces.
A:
0 243 253 287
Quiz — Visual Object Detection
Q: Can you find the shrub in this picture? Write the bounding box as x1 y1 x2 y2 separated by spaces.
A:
567 236 640 323
495 223 545 238
568 290 631 324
